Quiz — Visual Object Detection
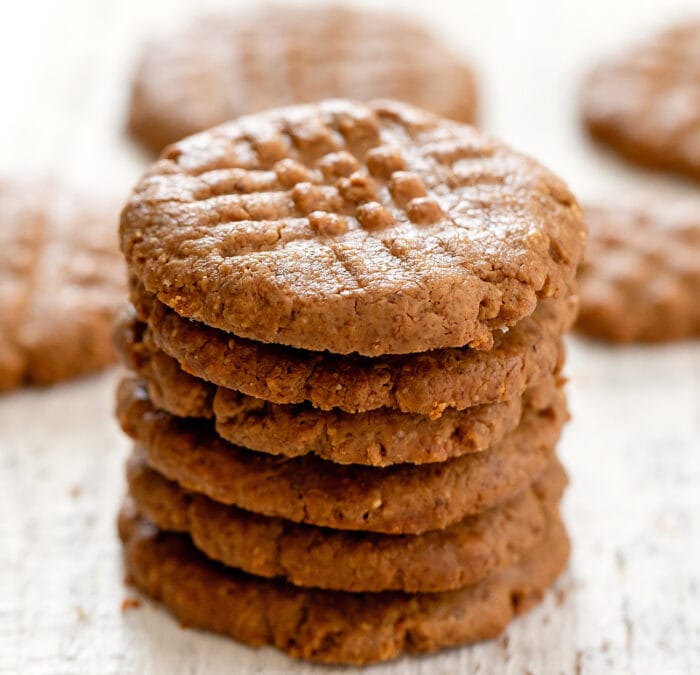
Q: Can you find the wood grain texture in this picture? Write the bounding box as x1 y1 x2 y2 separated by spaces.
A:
1 0 699 673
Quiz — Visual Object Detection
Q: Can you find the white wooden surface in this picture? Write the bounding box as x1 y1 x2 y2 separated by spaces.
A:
1 1 699 673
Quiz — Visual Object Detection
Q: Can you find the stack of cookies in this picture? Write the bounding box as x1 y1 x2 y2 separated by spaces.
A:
115 100 586 665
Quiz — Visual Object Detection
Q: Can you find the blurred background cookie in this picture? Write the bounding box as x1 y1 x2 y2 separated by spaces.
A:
0 179 124 392
576 200 700 342
127 5 477 153
582 21 700 181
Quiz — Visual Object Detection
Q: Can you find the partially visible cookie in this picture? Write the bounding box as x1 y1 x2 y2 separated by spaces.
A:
0 180 124 391
576 202 700 342
119 502 569 665
121 100 585 356
127 450 566 592
116 377 567 534
128 6 477 153
582 21 700 181
118 314 561 466
116 312 216 420
133 282 576 417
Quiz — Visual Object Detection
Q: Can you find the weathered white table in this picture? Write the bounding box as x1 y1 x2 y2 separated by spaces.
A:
1 1 699 673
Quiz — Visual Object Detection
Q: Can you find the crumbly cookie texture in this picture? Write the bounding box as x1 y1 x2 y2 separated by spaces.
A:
116 377 567 534
0 180 124 391
121 99 585 355
116 312 216 420
119 503 569 665
582 22 700 181
132 281 577 417
117 314 562 466
127 450 565 593
128 6 477 153
577 202 700 342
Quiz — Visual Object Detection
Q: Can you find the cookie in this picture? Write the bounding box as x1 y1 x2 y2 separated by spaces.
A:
576 202 700 342
116 377 567 534
127 450 566 592
117 312 216 420
119 502 569 665
128 6 478 153
0 179 124 391
118 315 561 466
133 281 576 417
582 21 700 181
121 99 585 356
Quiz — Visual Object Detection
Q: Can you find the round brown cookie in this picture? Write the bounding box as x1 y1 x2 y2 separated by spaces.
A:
116 377 567 534
582 21 700 181
0 180 124 392
116 311 215 419
121 99 585 356
119 502 570 665
126 450 566 593
128 6 478 153
576 202 700 342
133 281 576 417
118 314 562 466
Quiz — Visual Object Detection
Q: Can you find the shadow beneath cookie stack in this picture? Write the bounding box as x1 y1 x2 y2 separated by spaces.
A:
114 100 586 666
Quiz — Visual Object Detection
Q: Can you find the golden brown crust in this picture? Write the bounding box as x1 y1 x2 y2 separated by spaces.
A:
0 180 124 392
576 202 700 342
127 451 566 592
119 502 570 665
117 314 562 466
128 6 478 153
116 377 567 534
582 21 700 181
121 99 585 356
132 281 577 416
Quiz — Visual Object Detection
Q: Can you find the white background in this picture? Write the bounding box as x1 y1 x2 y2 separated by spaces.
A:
1 1 699 673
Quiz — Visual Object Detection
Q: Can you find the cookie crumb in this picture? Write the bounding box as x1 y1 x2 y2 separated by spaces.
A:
407 197 443 225
292 182 337 214
388 171 427 207
366 145 406 179
308 211 347 236
555 588 566 606
274 158 314 187
336 172 377 204
318 151 359 181
356 202 394 231
121 597 142 612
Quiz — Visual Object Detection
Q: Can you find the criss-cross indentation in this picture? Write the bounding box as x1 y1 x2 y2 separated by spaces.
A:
122 99 585 355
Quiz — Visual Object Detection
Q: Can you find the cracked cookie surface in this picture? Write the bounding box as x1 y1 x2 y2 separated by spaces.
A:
121 99 585 355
